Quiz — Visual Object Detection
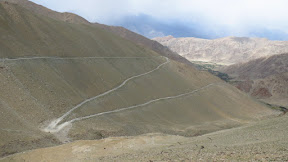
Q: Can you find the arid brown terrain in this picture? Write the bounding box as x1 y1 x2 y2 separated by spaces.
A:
0 0 285 161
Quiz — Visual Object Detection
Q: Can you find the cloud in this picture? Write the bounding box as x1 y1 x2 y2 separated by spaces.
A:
31 0 134 22
30 0 288 38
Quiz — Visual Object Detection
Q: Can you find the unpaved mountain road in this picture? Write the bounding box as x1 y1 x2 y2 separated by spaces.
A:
0 56 251 136
46 82 219 133
43 57 170 133
69 83 217 122
38 56 225 134
0 56 157 61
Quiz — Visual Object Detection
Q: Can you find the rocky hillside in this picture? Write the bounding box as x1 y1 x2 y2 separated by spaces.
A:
153 35 288 65
1 0 192 66
221 53 288 107
0 0 278 158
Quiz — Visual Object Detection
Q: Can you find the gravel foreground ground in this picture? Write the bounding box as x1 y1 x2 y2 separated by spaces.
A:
100 114 288 161
1 114 288 161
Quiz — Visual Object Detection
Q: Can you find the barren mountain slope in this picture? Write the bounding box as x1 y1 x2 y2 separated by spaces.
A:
221 53 288 106
0 0 278 158
3 0 192 66
153 35 288 65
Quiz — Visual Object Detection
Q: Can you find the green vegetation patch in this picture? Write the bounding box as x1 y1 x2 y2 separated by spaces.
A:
191 61 232 82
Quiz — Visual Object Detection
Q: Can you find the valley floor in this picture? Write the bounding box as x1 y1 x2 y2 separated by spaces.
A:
2 113 288 161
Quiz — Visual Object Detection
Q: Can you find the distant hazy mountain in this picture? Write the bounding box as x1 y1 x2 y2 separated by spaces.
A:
154 36 288 65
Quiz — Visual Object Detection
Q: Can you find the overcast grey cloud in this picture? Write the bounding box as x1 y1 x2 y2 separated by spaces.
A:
30 0 288 39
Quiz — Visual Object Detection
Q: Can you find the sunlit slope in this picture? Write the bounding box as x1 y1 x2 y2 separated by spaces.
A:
0 1 278 157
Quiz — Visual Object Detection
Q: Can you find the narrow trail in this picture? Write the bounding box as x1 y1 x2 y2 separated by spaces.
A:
44 83 217 133
70 83 216 122
0 56 157 61
43 57 170 132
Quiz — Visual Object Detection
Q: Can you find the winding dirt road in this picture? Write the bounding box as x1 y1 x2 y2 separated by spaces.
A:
2 56 220 134
44 82 218 133
0 56 157 61
43 57 170 132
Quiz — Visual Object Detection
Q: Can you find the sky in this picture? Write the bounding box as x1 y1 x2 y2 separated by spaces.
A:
30 0 288 39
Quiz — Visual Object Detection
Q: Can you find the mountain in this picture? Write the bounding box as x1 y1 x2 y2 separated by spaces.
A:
1 0 192 66
221 53 288 107
153 36 288 65
0 0 278 158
